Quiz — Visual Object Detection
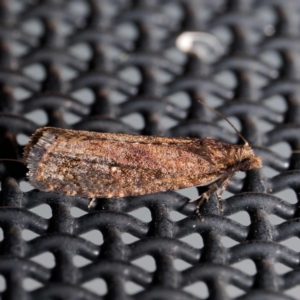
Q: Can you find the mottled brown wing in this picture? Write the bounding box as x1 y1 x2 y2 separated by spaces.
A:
24 128 226 197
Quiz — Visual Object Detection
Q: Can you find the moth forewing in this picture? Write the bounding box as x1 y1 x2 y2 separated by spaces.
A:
23 127 262 219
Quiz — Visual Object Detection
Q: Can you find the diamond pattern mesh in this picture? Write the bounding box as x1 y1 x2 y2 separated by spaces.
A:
0 0 299 299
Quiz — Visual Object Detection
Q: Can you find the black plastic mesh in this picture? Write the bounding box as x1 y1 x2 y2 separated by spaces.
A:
0 0 299 299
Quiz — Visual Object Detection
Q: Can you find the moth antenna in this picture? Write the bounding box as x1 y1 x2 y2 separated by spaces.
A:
198 100 249 146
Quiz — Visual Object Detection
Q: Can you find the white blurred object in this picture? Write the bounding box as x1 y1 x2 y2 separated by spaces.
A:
176 31 225 60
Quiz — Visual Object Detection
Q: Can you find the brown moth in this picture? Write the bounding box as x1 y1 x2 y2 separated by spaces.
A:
23 126 262 219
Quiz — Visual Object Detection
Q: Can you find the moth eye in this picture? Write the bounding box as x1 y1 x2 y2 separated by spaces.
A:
239 159 251 172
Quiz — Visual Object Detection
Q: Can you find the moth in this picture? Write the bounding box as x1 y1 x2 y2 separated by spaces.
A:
23 124 262 220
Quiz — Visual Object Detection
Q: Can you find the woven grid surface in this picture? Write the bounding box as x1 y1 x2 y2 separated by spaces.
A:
0 0 299 299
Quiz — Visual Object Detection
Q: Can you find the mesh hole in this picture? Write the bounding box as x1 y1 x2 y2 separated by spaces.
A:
20 181 34 192
22 229 39 241
180 233 203 249
30 204 52 219
176 187 198 200
80 230 103 245
211 26 233 45
116 23 138 40
22 19 44 37
222 190 234 200
24 109 48 126
256 119 275 133
73 255 92 267
167 91 190 108
131 255 156 272
59 65 78 81
118 67 141 85
234 171 246 179
0 274 6 292
11 41 29 57
221 236 239 248
70 207 88 218
10 0 25 13
268 214 285 225
121 113 144 130
214 70 236 89
280 237 300 251
161 115 178 130
170 211 186 221
252 73 269 89
68 0 89 17
173 259 192 271
274 189 297 205
122 233 139 244
227 211 251 226
184 281 209 298
162 2 182 23
263 95 286 113
275 262 292 275
13 87 32 101
57 21 73 36
218 116 241 133
23 278 43 291
263 166 280 178
285 285 300 299
17 134 29 146
72 88 94 104
269 142 291 158
128 207 152 222
227 284 245 298
82 278 107 296
30 252 55 269
153 69 173 84
22 64 46 81
63 111 82 125
204 95 223 108
109 90 127 104
232 259 256 276
165 48 186 65
125 281 144 295
260 49 283 68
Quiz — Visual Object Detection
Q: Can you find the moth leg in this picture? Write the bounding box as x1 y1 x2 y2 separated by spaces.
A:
88 198 96 209
195 193 209 221
195 182 220 221
217 174 234 212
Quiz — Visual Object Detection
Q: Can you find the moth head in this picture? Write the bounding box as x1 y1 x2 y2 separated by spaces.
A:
238 145 262 172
